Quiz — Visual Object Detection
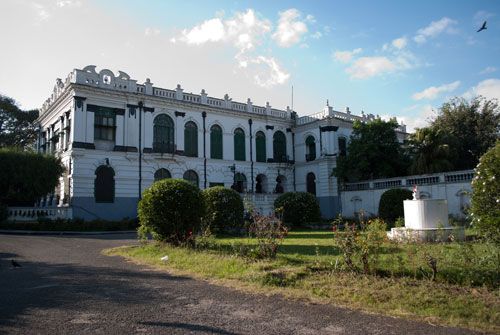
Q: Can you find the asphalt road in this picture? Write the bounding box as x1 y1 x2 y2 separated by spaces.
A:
0 233 484 335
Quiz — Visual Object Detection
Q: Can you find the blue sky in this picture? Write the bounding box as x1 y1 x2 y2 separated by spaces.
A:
1 0 499 131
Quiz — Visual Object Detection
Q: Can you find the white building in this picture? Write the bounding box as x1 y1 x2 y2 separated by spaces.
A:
35 65 408 221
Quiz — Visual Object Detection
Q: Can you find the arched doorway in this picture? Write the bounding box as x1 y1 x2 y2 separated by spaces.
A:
255 174 267 193
275 175 286 193
232 172 247 193
306 172 316 195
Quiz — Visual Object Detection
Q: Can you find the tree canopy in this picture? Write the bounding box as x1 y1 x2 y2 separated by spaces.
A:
0 95 39 149
434 97 499 170
333 119 409 182
0 148 64 206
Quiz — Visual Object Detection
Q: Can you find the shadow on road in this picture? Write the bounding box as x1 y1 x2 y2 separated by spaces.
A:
0 251 190 329
140 321 240 335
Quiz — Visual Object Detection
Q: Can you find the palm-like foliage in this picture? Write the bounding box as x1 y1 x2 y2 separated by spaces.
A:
407 127 456 175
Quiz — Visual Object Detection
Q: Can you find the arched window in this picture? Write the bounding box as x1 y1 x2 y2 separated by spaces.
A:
256 174 267 193
183 170 199 188
275 175 286 193
305 136 316 161
338 137 347 157
306 172 316 195
184 121 198 157
255 131 266 162
153 114 174 153
210 125 223 159
232 173 247 193
94 165 114 203
234 128 246 161
154 168 171 182
273 131 287 163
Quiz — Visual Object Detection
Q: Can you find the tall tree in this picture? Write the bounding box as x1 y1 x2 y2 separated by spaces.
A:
333 119 409 182
431 97 499 170
0 95 39 149
407 127 457 175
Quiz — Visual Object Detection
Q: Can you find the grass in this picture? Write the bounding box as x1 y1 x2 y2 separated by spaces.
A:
105 230 500 332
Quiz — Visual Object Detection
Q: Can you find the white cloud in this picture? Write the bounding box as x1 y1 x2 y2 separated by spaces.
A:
243 56 290 88
465 79 500 101
179 18 226 45
412 81 461 100
311 31 322 39
392 37 407 49
144 27 161 36
398 104 437 132
272 8 308 47
56 0 82 7
32 2 50 21
176 9 271 54
414 17 458 44
305 14 316 23
333 48 362 63
479 66 497 75
346 56 396 79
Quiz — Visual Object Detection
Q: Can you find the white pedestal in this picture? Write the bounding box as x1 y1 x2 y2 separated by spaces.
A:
388 199 464 242
404 199 449 229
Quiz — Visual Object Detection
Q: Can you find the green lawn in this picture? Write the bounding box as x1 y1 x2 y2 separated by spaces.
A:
106 230 499 332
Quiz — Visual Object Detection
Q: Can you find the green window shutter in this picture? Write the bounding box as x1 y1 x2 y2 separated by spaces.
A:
306 136 316 161
153 114 175 153
184 122 198 157
255 131 266 162
273 131 286 162
210 125 223 159
234 128 245 161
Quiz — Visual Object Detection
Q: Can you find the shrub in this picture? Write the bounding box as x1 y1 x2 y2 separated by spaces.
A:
0 148 64 206
470 141 500 242
248 213 288 259
138 179 203 245
274 192 321 226
378 188 413 224
202 186 244 233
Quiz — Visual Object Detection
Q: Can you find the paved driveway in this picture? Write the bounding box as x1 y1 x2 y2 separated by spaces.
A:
0 233 482 334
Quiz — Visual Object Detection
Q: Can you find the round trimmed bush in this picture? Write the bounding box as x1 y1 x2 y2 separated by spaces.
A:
470 142 499 242
378 188 413 224
202 186 244 233
274 192 321 226
138 179 203 244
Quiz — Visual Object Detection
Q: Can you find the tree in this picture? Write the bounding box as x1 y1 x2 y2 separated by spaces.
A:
0 148 64 206
334 119 409 182
0 95 39 149
431 97 499 170
407 127 457 175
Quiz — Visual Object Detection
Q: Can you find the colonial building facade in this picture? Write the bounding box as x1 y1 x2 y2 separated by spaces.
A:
36 65 407 221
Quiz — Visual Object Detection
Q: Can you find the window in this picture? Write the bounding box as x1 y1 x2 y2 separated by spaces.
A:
153 114 175 153
338 137 347 157
184 121 198 157
154 168 171 181
305 136 316 161
210 125 223 159
255 131 266 162
273 131 287 162
306 172 316 195
94 165 114 203
94 107 116 141
234 128 245 161
233 173 247 193
183 170 199 188
255 174 267 193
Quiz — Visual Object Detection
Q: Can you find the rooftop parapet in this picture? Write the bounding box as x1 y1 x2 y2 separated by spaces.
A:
296 101 407 133
40 65 292 120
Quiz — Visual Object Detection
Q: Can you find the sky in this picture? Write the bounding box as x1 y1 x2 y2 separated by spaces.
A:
1 0 499 131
